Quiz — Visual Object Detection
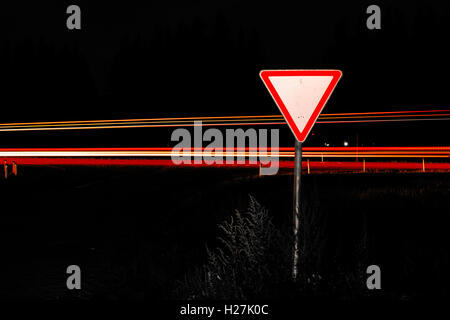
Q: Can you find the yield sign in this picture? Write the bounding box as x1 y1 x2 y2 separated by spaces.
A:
260 70 342 142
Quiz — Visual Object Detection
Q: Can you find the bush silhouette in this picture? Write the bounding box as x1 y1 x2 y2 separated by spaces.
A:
176 195 290 299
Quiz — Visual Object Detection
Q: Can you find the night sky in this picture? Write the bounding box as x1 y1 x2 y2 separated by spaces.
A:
1 2 449 96
0 1 449 142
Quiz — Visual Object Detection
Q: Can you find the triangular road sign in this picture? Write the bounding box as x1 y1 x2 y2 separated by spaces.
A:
260 70 342 142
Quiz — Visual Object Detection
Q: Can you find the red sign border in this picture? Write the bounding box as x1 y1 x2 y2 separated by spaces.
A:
260 70 342 142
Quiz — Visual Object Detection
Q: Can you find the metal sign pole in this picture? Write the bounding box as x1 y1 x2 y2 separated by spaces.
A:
259 69 342 282
292 139 302 281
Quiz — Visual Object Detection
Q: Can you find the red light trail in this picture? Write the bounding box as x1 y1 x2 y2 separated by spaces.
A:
1 158 448 173
0 147 448 173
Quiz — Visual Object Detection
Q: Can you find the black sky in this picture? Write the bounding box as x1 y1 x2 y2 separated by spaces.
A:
2 1 448 95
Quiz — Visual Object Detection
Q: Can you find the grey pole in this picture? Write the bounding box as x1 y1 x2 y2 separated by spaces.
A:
292 139 302 281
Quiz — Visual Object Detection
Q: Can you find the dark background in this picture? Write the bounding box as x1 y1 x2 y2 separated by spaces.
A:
0 0 449 312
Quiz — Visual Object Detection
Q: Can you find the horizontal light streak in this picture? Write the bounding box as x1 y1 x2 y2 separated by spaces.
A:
0 148 449 158
0 110 449 132
2 112 449 129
